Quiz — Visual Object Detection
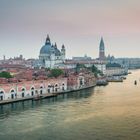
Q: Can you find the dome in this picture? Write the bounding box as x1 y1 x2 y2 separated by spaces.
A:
40 35 52 54
40 44 52 54
39 35 61 56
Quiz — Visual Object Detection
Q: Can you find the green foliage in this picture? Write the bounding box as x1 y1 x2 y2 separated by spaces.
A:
91 65 98 73
49 68 64 78
91 65 103 77
0 71 13 79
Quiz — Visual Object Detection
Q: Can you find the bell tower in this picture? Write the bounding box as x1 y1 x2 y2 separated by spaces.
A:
99 37 105 60
61 44 66 62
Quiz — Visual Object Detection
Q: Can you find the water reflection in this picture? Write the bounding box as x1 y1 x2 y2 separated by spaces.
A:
1 70 140 140
0 87 94 117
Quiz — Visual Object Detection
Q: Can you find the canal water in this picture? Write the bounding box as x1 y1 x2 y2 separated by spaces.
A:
0 70 140 140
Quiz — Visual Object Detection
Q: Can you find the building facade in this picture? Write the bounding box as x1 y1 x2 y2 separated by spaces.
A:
0 78 67 101
106 67 128 76
39 35 66 68
67 71 96 90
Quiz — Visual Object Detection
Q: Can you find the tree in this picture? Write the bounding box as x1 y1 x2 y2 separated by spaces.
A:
49 69 64 78
0 71 13 78
91 65 103 77
91 64 98 73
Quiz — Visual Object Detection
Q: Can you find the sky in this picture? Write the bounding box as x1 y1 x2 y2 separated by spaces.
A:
0 0 140 59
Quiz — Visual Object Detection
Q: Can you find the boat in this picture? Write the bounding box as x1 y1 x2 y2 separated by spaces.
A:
107 76 123 82
96 79 108 86
121 76 126 80
134 80 137 85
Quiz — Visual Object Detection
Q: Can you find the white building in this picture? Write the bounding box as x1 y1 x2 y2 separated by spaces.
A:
39 35 66 68
106 67 127 76
94 63 106 75
0 78 67 101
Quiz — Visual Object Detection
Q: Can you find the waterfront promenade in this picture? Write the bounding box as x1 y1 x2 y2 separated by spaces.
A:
0 84 96 105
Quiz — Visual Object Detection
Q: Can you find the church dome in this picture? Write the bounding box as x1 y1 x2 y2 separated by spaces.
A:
40 35 52 54
40 44 52 54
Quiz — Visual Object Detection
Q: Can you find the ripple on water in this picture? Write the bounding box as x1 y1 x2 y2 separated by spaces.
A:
1 70 140 140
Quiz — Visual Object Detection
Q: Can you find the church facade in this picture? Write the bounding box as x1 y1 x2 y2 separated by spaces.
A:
39 35 66 68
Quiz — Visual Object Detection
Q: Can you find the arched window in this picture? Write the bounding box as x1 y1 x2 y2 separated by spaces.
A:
21 88 25 97
48 85 51 93
40 86 43 94
31 87 35 90
22 92 24 97
40 90 43 94
10 90 15 99
11 90 15 93
0 91 4 94
31 87 35 96
22 88 25 91
0 91 4 101
55 84 58 92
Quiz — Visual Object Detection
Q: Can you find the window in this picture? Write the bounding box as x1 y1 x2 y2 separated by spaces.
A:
0 91 4 101
0 96 3 101
48 89 50 93
11 94 14 99
31 87 34 90
11 90 15 93
31 87 35 96
22 92 24 97
31 91 34 96
40 90 43 94
22 88 25 91
0 91 4 94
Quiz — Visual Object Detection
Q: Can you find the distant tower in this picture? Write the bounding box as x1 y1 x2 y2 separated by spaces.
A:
99 37 105 60
61 44 66 62
3 55 6 61
20 54 23 60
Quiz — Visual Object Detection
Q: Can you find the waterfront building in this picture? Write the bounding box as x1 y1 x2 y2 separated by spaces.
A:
39 35 66 68
67 71 96 90
106 67 127 76
112 58 140 69
106 63 128 76
0 78 67 101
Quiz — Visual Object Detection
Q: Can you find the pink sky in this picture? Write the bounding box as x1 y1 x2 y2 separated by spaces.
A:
0 0 140 59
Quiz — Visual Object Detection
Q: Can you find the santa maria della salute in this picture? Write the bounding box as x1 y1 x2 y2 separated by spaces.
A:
39 35 66 68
